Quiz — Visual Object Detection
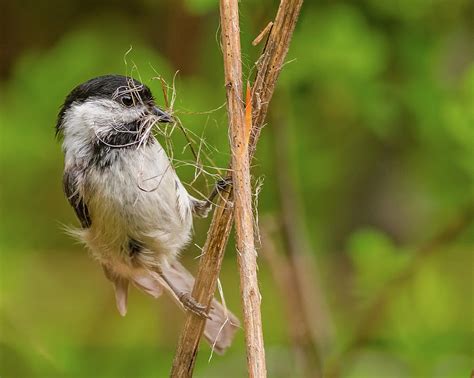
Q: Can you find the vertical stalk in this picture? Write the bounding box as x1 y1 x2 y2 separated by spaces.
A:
219 1 267 376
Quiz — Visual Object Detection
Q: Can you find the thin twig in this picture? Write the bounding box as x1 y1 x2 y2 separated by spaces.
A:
260 220 309 376
170 1 304 376
250 0 304 159
252 22 273 46
260 104 335 378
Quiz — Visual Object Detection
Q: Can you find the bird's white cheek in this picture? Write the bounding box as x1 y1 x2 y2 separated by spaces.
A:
61 100 146 161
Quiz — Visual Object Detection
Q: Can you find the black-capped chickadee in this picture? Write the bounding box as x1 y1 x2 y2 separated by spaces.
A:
56 75 239 353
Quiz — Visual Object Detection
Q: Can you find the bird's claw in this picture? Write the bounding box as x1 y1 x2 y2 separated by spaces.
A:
178 292 211 319
216 177 232 193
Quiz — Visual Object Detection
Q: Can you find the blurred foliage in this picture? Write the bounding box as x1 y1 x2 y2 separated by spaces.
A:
348 228 410 293
0 0 473 377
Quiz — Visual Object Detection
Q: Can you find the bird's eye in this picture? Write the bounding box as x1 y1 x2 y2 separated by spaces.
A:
120 95 134 107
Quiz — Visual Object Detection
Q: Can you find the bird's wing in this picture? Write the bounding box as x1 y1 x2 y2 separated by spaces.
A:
63 166 91 228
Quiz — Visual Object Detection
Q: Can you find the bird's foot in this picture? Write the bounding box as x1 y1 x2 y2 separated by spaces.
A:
216 176 232 194
178 292 211 319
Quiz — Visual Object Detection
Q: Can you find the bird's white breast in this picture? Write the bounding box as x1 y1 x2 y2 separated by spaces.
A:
79 141 194 270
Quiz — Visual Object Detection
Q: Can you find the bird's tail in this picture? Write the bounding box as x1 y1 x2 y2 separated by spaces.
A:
104 261 240 354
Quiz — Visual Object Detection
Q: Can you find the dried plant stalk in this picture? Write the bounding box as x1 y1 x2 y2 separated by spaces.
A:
170 189 234 378
250 0 304 159
220 0 266 375
256 109 334 378
170 1 304 376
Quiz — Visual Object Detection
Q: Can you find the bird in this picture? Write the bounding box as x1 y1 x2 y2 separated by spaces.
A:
56 74 239 353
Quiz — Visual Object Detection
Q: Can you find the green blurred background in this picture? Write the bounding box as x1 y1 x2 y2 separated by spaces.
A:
1 0 473 377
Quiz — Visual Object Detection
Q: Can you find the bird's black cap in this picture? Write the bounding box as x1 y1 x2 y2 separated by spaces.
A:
56 75 154 137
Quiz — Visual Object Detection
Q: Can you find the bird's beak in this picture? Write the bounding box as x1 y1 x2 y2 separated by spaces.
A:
152 106 173 123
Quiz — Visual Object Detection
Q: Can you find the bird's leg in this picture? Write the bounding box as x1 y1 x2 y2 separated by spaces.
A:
192 176 232 217
156 269 211 319
209 176 232 203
